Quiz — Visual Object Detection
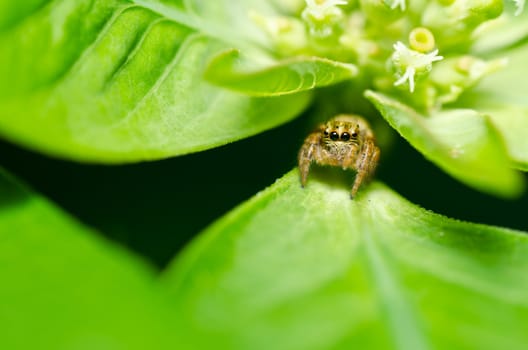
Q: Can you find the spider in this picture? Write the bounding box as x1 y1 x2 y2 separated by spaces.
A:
298 114 380 198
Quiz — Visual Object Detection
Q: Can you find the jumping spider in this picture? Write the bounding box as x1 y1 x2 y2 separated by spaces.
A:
298 114 380 198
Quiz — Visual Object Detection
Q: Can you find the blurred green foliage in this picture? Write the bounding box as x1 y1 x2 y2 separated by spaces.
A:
2 0 528 349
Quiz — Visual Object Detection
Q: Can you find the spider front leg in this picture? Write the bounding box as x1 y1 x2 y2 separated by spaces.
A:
367 144 380 182
350 139 379 198
298 132 321 187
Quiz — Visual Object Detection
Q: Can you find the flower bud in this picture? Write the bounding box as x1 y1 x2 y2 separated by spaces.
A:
408 27 435 53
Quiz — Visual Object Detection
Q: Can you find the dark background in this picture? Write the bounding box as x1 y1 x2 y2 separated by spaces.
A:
2 113 527 268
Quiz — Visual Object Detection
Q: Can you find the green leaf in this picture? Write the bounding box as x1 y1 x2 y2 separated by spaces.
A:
204 49 358 96
0 168 178 349
0 0 309 163
365 90 524 198
163 169 528 349
459 43 528 171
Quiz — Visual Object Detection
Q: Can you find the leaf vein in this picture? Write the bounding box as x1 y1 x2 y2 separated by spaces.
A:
354 204 429 350
55 4 139 87
108 32 204 129
102 17 169 90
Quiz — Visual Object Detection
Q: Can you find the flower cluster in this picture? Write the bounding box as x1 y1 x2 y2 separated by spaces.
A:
253 0 524 111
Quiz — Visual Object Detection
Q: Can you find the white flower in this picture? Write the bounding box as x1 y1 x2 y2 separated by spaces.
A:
388 0 406 11
303 0 348 20
302 0 348 37
392 41 443 93
305 0 348 11
513 0 525 16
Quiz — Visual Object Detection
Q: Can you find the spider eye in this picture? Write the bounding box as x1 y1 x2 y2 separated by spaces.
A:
324 130 329 136
352 124 359 138
341 132 350 141
329 131 339 141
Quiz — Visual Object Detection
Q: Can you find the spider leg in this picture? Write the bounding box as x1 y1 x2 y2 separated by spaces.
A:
351 140 378 198
298 132 321 187
367 145 380 182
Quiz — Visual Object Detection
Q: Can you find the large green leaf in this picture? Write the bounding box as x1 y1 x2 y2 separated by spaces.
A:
0 0 309 163
163 169 528 350
365 90 524 198
460 43 528 171
0 168 178 349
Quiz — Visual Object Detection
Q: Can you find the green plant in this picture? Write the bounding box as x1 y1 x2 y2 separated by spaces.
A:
1 0 528 349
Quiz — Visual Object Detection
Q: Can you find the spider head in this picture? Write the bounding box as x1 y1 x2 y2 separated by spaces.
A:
322 120 360 145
